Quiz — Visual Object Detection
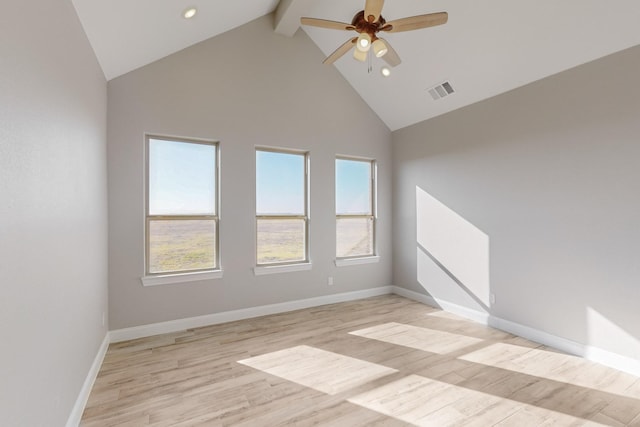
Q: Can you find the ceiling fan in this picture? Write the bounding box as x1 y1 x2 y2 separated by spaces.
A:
300 0 447 67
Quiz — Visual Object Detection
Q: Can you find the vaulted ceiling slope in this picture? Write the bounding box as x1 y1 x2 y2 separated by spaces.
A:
72 0 640 131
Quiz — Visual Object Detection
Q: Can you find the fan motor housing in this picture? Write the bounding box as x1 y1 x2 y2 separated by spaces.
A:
351 10 386 35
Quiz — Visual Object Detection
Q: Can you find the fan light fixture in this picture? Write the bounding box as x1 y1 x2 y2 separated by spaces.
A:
381 66 391 77
353 48 368 62
300 0 448 68
183 7 197 19
356 33 371 52
372 39 388 58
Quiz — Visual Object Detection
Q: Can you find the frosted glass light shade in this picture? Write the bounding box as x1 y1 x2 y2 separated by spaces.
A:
356 33 371 52
353 48 368 62
372 39 388 57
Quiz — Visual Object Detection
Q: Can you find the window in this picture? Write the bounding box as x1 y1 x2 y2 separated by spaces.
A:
336 157 376 259
256 148 309 266
145 136 219 276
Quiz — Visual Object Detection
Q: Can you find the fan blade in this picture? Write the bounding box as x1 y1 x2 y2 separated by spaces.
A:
300 17 355 31
364 0 384 23
323 38 357 65
382 12 448 33
379 38 401 67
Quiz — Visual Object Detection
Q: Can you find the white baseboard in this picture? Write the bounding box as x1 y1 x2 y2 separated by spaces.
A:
489 315 640 377
391 286 490 325
487 315 586 358
583 346 640 378
391 286 435 306
73 285 640 427
110 286 393 343
66 333 110 427
391 286 640 378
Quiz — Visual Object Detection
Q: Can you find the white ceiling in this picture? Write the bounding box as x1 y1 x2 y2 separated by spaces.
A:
72 0 640 131
71 0 280 80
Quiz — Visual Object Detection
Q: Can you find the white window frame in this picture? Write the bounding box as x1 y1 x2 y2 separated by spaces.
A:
335 155 379 266
142 135 221 286
254 147 310 275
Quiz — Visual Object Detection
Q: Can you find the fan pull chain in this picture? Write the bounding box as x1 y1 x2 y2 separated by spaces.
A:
367 51 373 73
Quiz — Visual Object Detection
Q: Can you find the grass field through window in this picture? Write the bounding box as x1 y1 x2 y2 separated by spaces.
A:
149 219 373 273
256 219 305 264
337 217 373 258
149 220 216 273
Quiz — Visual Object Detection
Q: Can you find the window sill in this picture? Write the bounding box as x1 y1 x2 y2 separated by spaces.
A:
254 262 312 276
141 270 223 286
335 256 380 267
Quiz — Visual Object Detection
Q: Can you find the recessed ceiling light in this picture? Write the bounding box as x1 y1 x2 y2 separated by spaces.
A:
381 67 391 77
183 7 197 19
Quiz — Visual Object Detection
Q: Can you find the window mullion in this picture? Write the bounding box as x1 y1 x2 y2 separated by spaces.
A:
148 214 217 221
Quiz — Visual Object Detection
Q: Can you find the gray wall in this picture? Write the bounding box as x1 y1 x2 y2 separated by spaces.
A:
0 1 108 425
393 45 640 360
107 15 392 329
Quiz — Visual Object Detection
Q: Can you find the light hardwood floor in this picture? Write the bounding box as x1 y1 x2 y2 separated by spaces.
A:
82 295 640 426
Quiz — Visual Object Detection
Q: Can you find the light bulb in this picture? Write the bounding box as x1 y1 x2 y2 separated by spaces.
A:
381 66 391 77
372 39 388 58
183 7 197 19
353 48 368 62
356 33 371 52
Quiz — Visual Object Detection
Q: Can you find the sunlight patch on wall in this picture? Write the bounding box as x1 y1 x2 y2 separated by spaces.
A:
587 307 640 360
416 186 491 306
417 247 488 313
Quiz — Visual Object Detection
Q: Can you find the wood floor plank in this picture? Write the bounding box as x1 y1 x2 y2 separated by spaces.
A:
238 345 397 395
81 295 640 426
349 322 484 354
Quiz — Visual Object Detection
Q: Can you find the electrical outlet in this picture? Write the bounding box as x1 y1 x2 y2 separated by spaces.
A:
490 293 496 304
328 276 334 286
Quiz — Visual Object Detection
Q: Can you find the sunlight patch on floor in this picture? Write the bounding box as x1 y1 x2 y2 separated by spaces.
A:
426 310 468 320
460 342 638 396
237 345 397 395
348 374 607 427
350 322 484 355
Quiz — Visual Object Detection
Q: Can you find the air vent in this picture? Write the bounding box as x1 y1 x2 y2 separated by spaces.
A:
427 81 455 101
